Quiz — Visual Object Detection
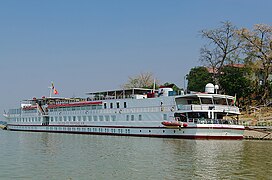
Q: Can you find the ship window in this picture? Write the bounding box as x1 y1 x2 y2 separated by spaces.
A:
99 116 104 121
93 116 98 121
64 116 67 121
92 105 97 110
117 102 120 109
51 117 54 122
73 116 76 121
124 102 127 108
85 106 91 110
110 103 113 109
68 116 72 121
163 114 167 120
139 115 142 121
83 116 86 121
88 116 92 121
201 98 213 104
105 115 110 121
131 115 134 121
77 116 81 121
126 115 129 121
104 103 107 109
55 117 58 121
111 115 116 121
97 105 102 109
59 117 62 121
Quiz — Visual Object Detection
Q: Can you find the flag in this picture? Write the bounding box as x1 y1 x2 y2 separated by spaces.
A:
54 89 59 95
51 82 59 95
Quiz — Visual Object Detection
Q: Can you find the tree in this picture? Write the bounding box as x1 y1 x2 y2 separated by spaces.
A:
187 66 213 92
200 21 242 84
237 24 272 104
219 66 253 107
122 72 159 89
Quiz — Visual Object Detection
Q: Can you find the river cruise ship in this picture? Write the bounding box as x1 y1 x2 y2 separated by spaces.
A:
3 84 244 139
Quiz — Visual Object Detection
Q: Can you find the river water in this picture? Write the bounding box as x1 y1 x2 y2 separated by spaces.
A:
0 130 271 180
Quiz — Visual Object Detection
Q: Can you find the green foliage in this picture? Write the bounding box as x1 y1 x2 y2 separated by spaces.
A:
219 66 253 105
187 67 213 92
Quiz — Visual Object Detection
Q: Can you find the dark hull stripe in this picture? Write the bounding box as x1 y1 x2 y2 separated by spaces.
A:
7 124 245 131
8 129 244 140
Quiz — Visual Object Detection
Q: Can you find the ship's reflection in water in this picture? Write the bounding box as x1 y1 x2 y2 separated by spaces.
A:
0 130 271 179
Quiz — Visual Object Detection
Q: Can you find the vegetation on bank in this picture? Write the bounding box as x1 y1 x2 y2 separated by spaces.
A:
189 21 272 110
123 22 272 122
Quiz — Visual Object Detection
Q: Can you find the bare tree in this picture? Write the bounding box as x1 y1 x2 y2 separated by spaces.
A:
237 24 272 103
200 21 242 84
122 72 159 89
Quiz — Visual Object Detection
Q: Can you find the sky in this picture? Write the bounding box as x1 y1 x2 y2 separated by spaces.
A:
0 0 271 115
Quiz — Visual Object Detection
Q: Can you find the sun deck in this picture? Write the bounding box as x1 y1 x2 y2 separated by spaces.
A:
86 88 158 101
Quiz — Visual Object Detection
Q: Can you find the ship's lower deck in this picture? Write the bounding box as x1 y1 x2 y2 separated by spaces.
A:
7 124 244 140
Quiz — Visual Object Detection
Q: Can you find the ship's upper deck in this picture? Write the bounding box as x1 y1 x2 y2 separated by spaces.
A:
86 88 158 101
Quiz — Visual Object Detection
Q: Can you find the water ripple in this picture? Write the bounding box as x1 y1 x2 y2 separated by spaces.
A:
0 131 271 180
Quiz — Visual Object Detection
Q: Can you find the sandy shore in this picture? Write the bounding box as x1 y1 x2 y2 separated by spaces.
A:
244 129 272 140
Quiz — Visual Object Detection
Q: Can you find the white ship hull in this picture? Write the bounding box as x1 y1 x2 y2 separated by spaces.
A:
4 87 244 140
7 124 244 140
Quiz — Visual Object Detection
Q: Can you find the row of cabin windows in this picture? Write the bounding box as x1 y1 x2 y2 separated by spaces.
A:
15 115 117 122
15 114 168 122
104 102 127 109
50 115 117 122
126 114 142 121
49 105 102 112
22 105 103 114
15 117 42 122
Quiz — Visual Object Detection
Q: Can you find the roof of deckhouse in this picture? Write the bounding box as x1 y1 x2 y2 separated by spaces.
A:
86 88 157 98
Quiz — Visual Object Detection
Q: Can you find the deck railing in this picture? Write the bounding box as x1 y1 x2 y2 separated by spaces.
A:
189 118 239 125
178 104 239 113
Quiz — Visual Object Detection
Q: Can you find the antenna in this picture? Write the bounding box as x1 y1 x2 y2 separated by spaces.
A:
153 78 156 93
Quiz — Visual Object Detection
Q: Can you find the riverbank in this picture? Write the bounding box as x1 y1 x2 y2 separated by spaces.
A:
243 128 272 140
0 124 7 130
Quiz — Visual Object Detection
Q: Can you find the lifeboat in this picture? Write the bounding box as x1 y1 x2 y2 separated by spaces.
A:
161 121 188 128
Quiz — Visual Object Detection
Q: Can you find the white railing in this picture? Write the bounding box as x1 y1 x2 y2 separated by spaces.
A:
48 105 175 116
178 104 239 113
189 118 240 125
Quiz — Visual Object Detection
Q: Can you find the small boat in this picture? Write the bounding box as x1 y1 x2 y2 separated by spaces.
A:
161 121 188 128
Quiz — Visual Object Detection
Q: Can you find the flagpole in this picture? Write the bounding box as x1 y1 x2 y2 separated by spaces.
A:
153 78 156 93
49 87 52 98
49 81 54 98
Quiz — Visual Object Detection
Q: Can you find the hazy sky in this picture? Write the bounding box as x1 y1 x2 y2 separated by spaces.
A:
0 0 271 114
